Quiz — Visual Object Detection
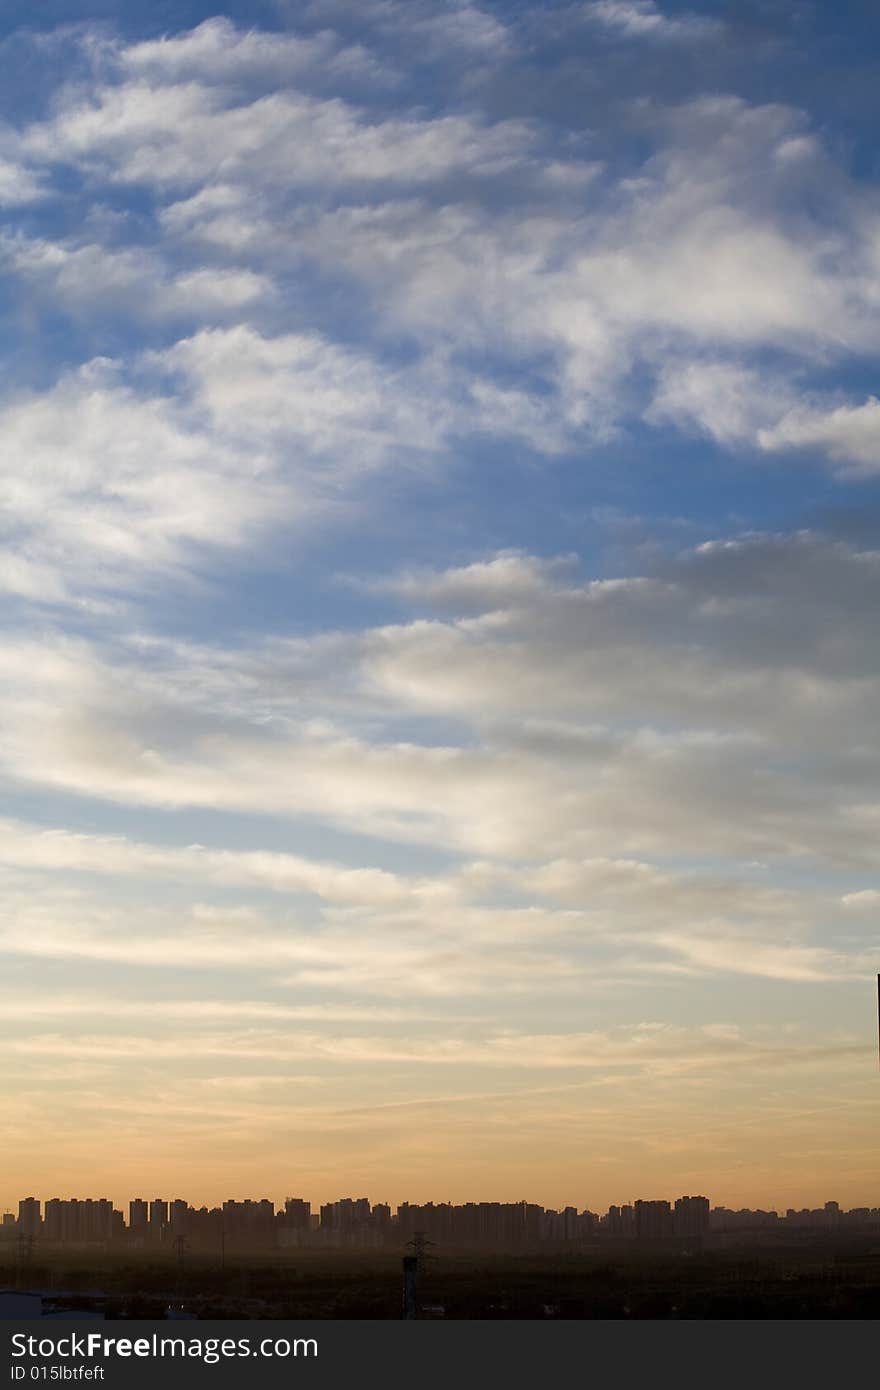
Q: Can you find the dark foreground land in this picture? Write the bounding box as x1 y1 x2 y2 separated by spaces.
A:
3 1241 880 1318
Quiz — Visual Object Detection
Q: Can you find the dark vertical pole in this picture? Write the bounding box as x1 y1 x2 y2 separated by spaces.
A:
402 1255 418 1319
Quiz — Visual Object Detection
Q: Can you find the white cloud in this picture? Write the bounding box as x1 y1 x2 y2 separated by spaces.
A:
3 22 875 498
4 233 272 320
0 325 454 602
759 397 880 476
290 98 876 453
647 360 787 443
841 889 880 909
376 551 576 610
1 811 868 994
584 1 720 42
0 994 434 1025
118 16 335 82
6 1019 867 1075
0 816 426 906
154 325 442 461
653 932 867 984
22 76 533 192
297 0 512 61
0 357 287 596
0 532 879 886
0 156 43 204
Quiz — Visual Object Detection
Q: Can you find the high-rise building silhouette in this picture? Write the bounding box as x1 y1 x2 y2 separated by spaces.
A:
284 1198 311 1229
129 1198 148 1235
634 1200 673 1239
17 1198 40 1239
674 1195 710 1237
149 1198 168 1240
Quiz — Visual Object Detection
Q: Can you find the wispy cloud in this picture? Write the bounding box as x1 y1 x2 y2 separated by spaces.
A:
0 5 877 1207
584 1 722 43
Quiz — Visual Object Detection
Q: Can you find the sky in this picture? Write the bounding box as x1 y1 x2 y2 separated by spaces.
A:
1 0 878 1216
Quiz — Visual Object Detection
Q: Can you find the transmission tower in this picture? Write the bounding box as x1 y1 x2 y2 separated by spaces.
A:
405 1229 435 1273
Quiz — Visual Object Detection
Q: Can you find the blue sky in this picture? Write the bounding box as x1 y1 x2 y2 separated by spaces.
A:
0 0 878 1211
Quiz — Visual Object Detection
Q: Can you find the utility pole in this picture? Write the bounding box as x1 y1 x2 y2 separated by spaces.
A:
402 1256 418 1319
175 1234 186 1297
